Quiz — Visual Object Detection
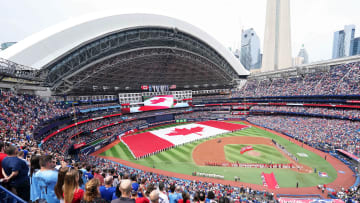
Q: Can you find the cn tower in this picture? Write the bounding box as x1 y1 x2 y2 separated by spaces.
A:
261 0 292 72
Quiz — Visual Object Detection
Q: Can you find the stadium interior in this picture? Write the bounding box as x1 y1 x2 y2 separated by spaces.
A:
0 13 359 203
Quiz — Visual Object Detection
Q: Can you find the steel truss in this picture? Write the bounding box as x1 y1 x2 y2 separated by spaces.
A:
45 27 238 94
0 58 46 82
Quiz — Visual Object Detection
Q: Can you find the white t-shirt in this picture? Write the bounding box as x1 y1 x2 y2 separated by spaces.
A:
159 190 169 203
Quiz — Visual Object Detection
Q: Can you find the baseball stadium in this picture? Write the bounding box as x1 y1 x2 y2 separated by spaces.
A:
0 8 359 203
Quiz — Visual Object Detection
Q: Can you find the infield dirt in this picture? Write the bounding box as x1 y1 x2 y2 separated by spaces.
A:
192 136 313 173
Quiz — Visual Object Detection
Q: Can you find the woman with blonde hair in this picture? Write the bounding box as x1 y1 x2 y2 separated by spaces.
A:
54 166 69 203
63 168 84 203
80 178 107 203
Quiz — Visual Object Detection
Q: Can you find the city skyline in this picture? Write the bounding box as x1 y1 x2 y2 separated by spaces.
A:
240 28 261 70
1 0 360 63
332 24 355 59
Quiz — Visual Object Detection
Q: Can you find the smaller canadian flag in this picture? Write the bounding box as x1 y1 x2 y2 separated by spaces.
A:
141 85 149 90
169 84 176 89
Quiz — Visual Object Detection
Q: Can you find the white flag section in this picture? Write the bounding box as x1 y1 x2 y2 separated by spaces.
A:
144 95 174 107
150 123 228 145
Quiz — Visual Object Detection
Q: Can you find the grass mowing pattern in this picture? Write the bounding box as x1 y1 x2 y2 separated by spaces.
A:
224 144 290 164
100 121 337 187
87 138 104 147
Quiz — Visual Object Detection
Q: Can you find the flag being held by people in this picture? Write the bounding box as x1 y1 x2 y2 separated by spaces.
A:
121 121 248 158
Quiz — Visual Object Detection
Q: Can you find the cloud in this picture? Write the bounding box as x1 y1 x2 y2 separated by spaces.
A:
1 0 360 62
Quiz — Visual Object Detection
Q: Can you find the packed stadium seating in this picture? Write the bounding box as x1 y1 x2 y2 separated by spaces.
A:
232 62 360 97
1 60 360 202
0 90 276 202
250 106 360 120
247 116 360 156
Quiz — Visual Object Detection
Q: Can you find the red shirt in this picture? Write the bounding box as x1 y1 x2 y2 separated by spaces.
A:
72 189 84 203
136 197 149 203
64 189 84 203
94 173 104 185
178 200 190 203
0 152 7 179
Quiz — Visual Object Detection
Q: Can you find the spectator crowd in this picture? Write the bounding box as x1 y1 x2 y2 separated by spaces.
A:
232 62 360 97
0 88 360 202
250 106 360 120
247 116 360 157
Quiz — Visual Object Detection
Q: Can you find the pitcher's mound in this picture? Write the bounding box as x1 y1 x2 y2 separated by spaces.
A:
247 150 261 157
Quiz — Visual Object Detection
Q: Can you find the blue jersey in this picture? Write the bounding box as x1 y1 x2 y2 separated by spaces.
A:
30 170 40 202
83 171 94 181
99 185 116 201
34 170 60 203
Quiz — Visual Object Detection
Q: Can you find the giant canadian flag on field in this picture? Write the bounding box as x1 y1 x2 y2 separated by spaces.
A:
121 121 248 158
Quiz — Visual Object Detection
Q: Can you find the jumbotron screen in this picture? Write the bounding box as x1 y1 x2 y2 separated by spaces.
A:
121 95 189 113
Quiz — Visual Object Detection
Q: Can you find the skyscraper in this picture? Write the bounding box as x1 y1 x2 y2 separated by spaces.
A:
233 48 241 60
0 42 16 50
297 44 309 64
261 0 292 72
240 28 261 70
350 37 360 56
332 25 355 59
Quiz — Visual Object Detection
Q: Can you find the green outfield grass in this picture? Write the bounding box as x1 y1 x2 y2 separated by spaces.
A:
100 121 337 188
87 138 104 147
224 144 290 164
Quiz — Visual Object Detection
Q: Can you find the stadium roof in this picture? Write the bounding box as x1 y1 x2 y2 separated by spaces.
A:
0 13 249 94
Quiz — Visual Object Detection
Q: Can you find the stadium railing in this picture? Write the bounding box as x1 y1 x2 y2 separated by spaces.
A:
276 194 323 199
352 174 360 189
0 185 27 203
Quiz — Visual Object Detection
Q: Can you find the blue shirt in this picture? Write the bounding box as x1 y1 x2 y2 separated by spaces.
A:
83 171 94 181
23 150 28 159
169 192 181 203
2 156 29 186
34 169 59 203
132 182 139 191
30 170 40 202
99 185 116 201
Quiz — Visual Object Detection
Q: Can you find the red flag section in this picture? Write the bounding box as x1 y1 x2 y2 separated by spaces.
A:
74 142 86 149
261 172 279 189
279 198 344 203
121 121 249 158
121 132 174 158
197 120 248 131
137 105 170 111
240 145 253 154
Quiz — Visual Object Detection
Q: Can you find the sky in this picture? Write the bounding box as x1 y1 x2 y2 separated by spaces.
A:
1 0 360 63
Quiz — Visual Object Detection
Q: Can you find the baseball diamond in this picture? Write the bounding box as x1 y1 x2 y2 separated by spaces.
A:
96 121 354 194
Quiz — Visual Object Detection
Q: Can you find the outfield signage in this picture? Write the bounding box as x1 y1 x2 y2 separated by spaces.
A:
336 149 360 162
138 124 149 130
205 162 294 169
279 198 344 203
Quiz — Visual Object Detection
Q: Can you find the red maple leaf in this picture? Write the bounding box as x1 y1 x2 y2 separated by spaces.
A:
166 127 204 136
150 98 166 104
